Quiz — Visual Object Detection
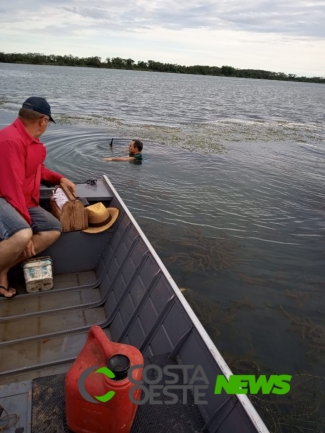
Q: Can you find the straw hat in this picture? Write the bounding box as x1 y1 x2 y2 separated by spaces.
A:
82 202 119 234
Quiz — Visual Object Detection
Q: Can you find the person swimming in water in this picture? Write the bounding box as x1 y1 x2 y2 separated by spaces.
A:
103 139 143 162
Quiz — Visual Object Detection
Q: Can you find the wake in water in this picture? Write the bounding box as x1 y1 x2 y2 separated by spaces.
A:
45 113 324 155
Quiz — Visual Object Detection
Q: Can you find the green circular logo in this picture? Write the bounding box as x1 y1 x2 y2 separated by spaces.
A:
78 366 116 404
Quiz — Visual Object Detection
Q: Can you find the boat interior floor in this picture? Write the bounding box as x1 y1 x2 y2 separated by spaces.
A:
0 353 206 433
0 269 106 387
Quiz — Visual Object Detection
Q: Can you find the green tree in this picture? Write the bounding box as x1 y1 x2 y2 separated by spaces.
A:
126 58 134 69
221 65 236 76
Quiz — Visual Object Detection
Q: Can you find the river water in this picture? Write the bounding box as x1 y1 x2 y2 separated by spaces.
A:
1 63 325 432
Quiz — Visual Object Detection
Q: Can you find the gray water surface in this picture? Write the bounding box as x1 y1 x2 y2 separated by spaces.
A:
1 63 325 432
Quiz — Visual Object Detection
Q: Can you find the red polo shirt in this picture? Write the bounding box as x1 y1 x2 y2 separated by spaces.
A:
0 118 63 225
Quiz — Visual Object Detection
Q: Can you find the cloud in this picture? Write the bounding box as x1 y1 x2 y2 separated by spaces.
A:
0 0 324 76
1 0 324 38
217 0 325 38
60 0 325 38
63 6 113 21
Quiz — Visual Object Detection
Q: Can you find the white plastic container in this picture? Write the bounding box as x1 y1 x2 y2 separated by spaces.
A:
22 256 53 293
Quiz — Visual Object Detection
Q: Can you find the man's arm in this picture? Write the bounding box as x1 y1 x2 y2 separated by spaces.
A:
103 157 135 161
41 165 76 195
41 164 63 184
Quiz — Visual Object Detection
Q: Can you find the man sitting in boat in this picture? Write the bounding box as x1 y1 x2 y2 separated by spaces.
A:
0 97 76 299
103 139 143 162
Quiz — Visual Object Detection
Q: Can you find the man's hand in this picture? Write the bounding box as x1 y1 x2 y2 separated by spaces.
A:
61 177 76 195
103 158 113 161
24 239 36 257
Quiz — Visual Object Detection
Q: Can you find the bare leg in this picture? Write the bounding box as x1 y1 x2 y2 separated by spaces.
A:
0 230 60 297
0 228 32 297
29 230 61 256
14 230 61 265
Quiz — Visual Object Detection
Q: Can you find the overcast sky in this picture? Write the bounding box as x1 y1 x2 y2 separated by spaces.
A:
1 0 324 77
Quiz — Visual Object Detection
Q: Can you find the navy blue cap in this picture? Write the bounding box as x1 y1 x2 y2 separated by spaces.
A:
22 97 55 123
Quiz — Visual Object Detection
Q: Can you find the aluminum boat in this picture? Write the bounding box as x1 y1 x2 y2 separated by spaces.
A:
0 175 269 433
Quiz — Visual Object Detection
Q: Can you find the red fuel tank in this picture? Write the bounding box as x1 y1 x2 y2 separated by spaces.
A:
65 326 143 433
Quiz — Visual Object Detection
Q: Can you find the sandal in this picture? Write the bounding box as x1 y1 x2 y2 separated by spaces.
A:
0 285 17 298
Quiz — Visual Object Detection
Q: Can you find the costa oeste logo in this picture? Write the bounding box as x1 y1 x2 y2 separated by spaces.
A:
78 366 116 403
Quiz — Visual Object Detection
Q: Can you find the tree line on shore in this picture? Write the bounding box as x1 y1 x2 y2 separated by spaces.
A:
0 52 324 84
